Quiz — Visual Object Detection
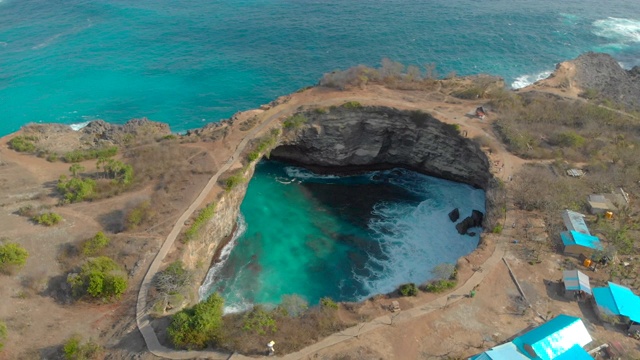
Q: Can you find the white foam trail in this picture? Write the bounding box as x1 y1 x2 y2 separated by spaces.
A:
511 70 553 89
198 214 247 300
354 171 485 299
593 17 640 44
69 121 90 131
284 166 341 181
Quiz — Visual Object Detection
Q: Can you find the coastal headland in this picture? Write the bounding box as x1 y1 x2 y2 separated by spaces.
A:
0 52 639 359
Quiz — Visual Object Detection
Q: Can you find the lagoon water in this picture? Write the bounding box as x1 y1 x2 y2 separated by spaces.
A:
1 1 640 136
200 161 485 312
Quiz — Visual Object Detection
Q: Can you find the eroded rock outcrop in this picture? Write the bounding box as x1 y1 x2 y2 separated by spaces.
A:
271 106 491 189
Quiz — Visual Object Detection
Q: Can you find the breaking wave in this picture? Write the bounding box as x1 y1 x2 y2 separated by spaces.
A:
69 121 90 131
593 17 640 44
198 214 247 302
511 70 553 89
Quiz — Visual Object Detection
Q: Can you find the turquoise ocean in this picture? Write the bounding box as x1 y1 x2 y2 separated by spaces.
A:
2 0 640 310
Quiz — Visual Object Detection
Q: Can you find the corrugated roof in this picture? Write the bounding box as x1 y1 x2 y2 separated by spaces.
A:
469 342 530 360
512 314 592 360
563 270 592 295
561 210 590 235
553 345 594 359
560 231 602 250
593 282 640 323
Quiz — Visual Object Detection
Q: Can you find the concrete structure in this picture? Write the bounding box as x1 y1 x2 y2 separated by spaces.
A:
592 282 640 332
560 231 602 257
469 315 593 360
587 189 628 215
562 270 592 300
561 210 590 235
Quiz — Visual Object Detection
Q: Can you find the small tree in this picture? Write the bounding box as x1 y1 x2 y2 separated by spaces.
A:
0 242 29 273
62 335 101 360
67 257 127 300
69 164 85 178
243 305 277 335
0 320 7 350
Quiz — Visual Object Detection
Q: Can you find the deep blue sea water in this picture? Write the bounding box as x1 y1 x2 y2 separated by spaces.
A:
1 0 640 136
200 162 485 312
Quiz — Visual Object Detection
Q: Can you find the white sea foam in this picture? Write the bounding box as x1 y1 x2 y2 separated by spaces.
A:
354 172 485 299
593 17 640 44
198 214 247 301
69 121 90 131
511 70 553 89
284 166 341 181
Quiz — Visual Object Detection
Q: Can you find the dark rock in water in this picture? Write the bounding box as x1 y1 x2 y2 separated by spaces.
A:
468 232 476 237
455 210 484 234
448 208 460 222
471 210 484 227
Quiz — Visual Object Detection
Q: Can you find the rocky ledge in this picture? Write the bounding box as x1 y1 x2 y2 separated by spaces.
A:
271 106 491 189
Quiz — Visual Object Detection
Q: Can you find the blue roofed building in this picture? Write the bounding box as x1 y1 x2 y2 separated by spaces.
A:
560 231 602 257
592 282 640 332
562 210 591 235
468 315 593 360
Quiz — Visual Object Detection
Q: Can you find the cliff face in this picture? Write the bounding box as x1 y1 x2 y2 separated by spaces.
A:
570 52 640 109
271 106 490 189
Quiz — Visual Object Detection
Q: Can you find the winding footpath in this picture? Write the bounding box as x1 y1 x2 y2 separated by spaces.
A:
135 92 518 359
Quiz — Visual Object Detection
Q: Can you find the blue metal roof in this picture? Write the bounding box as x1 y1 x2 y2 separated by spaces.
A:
469 342 530 360
562 210 591 235
512 314 592 360
562 270 592 295
553 345 593 360
593 282 640 323
560 231 602 250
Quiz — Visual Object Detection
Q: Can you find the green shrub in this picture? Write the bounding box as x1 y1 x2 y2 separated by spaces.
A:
0 321 6 350
63 147 117 163
125 201 153 230
283 114 308 129
492 224 503 234
32 212 63 226
314 107 328 114
97 158 133 185
8 135 36 152
81 232 110 256
183 203 216 242
17 205 37 218
162 134 178 141
422 279 457 293
168 293 224 350
398 283 419 297
320 297 338 310
224 173 245 192
342 101 362 109
452 87 484 99
247 151 260 162
62 335 101 360
46 152 60 162
552 131 585 148
67 256 128 300
243 305 277 335
57 176 97 203
0 242 29 273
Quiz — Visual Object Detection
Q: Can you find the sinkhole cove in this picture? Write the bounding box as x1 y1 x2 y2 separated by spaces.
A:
200 160 485 313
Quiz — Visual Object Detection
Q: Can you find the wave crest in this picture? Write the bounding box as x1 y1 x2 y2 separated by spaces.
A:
511 71 552 89
593 17 640 44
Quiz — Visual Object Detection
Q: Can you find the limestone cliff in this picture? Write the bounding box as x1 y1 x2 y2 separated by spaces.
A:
271 106 490 189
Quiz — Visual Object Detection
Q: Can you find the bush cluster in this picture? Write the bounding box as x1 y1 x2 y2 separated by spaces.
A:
98 158 133 185
57 176 97 203
341 101 362 109
67 256 128 300
125 200 153 230
422 279 457 293
183 203 216 242
8 135 37 153
62 335 101 360
398 283 419 296
243 305 277 335
0 321 6 351
81 232 110 256
246 129 280 162
320 297 339 310
168 293 224 350
283 114 308 129
224 172 245 193
63 147 117 163
32 212 63 226
0 242 29 273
